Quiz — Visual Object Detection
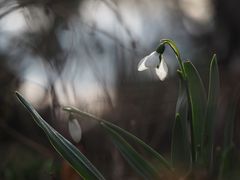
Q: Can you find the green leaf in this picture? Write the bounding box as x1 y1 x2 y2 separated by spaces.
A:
171 114 191 172
219 145 233 180
184 61 207 162
202 54 219 168
175 71 188 118
15 92 105 180
218 145 240 180
171 72 191 171
63 107 173 172
224 95 239 150
100 122 160 179
218 88 240 179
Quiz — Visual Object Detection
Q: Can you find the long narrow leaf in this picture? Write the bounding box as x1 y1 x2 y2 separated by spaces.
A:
184 61 207 161
218 90 239 179
16 92 105 180
171 71 191 171
218 145 240 180
100 122 160 179
63 106 172 172
223 95 239 150
202 54 219 168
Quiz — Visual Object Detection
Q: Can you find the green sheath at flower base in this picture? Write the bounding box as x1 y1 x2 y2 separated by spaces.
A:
156 43 165 54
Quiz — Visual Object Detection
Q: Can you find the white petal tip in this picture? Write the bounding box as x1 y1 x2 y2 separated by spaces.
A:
138 66 147 71
159 75 167 81
155 58 168 81
137 57 148 71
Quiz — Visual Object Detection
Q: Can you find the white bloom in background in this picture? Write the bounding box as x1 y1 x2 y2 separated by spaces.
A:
137 51 168 81
68 118 82 143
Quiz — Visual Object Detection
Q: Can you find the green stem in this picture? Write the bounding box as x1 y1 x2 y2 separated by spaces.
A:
160 39 186 78
159 39 196 165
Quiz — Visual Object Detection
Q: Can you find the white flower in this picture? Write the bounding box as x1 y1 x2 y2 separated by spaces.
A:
68 118 82 143
137 51 168 81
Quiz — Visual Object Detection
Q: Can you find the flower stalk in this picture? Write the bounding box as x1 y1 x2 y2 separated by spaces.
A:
139 39 198 165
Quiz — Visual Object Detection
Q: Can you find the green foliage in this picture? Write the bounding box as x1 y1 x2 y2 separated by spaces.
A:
63 106 173 178
184 61 207 162
16 39 240 179
16 92 105 180
171 72 191 172
0 144 54 180
202 54 219 168
101 122 159 179
219 92 240 179
171 114 191 173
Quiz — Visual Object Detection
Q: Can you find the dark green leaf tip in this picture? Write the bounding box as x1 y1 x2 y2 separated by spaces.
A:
62 106 72 112
15 91 23 101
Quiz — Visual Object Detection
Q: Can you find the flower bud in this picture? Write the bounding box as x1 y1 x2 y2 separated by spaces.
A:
68 118 82 143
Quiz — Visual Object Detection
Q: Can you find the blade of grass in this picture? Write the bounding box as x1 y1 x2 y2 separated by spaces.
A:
63 106 173 172
218 144 240 180
218 89 239 179
171 114 191 170
15 92 105 180
202 54 219 168
223 94 239 150
171 71 191 171
184 61 207 162
100 122 161 179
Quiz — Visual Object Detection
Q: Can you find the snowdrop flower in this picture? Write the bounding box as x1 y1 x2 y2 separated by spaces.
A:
68 118 82 143
138 51 168 81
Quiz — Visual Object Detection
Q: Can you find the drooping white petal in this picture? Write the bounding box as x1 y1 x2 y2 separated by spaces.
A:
138 51 159 71
145 51 159 67
68 119 82 143
155 57 168 81
137 56 148 71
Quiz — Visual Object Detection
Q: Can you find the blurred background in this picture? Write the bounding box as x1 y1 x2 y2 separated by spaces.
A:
0 0 240 179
